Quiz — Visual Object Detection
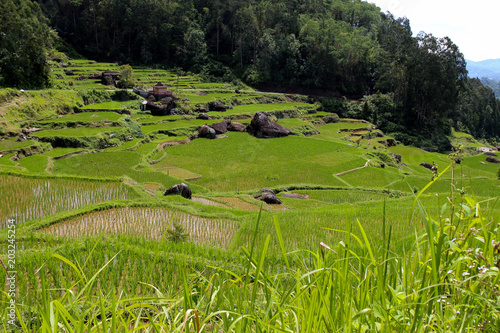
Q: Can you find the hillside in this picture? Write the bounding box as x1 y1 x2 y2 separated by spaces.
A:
467 58 500 80
1 0 499 145
1 60 500 330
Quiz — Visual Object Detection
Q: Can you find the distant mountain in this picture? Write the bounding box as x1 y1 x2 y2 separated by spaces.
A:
466 59 500 80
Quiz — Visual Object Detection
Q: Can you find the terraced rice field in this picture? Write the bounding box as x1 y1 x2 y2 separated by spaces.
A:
0 174 135 227
40 207 239 249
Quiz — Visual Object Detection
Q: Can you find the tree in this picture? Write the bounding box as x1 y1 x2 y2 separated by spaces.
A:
119 64 134 88
0 0 52 88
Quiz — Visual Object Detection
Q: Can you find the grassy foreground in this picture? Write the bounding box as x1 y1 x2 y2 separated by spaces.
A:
2 169 500 332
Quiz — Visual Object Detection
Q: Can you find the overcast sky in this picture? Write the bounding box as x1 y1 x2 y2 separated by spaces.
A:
368 0 498 62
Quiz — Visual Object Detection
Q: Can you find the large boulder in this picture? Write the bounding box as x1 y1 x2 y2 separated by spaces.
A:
198 125 216 139
258 191 282 205
164 183 192 199
389 153 401 163
484 152 497 156
208 101 227 112
247 112 291 138
196 113 211 120
64 69 75 75
171 108 183 115
420 162 433 170
227 122 246 132
90 72 103 80
486 156 500 163
211 120 230 134
146 102 168 116
195 106 208 113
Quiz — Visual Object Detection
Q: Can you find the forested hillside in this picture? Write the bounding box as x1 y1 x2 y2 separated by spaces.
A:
1 0 499 147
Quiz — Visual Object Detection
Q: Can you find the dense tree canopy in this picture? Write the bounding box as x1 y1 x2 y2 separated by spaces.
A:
0 0 52 88
1 0 496 144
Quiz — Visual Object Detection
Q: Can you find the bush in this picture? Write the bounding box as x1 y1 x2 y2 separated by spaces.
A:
166 222 189 243
323 113 340 123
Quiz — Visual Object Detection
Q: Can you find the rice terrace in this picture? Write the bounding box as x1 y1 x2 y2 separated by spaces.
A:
1 0 500 331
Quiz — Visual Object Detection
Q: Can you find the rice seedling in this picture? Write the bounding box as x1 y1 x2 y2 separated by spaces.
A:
40 207 239 249
0 174 135 227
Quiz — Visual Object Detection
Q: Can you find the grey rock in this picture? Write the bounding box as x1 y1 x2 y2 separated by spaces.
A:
164 183 192 199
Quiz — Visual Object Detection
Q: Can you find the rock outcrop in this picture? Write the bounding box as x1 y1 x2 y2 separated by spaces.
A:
208 101 227 112
211 120 230 134
198 125 216 139
247 112 291 138
389 153 402 163
420 162 433 170
196 113 211 120
258 191 282 204
486 156 500 163
164 183 192 199
227 122 246 132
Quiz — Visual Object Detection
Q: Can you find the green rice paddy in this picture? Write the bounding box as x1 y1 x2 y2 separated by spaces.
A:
1 59 499 332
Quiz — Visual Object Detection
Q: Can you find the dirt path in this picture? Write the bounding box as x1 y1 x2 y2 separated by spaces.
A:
335 159 370 177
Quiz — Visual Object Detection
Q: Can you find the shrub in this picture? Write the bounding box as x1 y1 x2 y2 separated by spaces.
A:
167 222 189 243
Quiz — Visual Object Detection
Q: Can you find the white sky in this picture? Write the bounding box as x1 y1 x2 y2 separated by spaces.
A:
368 0 499 61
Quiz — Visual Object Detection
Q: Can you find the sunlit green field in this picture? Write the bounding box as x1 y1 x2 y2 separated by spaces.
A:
1 59 499 331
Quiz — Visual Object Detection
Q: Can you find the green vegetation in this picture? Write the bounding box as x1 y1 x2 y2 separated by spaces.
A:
0 0 51 88
0 57 499 331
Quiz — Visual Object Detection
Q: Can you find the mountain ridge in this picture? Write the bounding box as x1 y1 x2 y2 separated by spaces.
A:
466 58 500 80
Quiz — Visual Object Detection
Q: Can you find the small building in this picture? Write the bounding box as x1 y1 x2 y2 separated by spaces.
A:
147 82 172 100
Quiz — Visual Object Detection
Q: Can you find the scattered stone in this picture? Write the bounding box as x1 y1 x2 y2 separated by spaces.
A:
198 125 216 139
182 98 191 101
227 122 246 132
486 156 500 163
253 188 275 198
209 101 227 112
89 72 103 79
102 75 114 86
215 134 228 139
64 69 75 75
484 152 497 156
170 108 183 115
227 105 234 110
420 162 433 170
211 120 230 134
247 112 291 138
197 91 207 95
164 183 192 199
195 107 208 113
159 97 173 105
282 193 309 199
258 191 282 204
196 113 211 120
421 147 438 153
76 75 86 81
389 153 401 163
17 133 27 142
